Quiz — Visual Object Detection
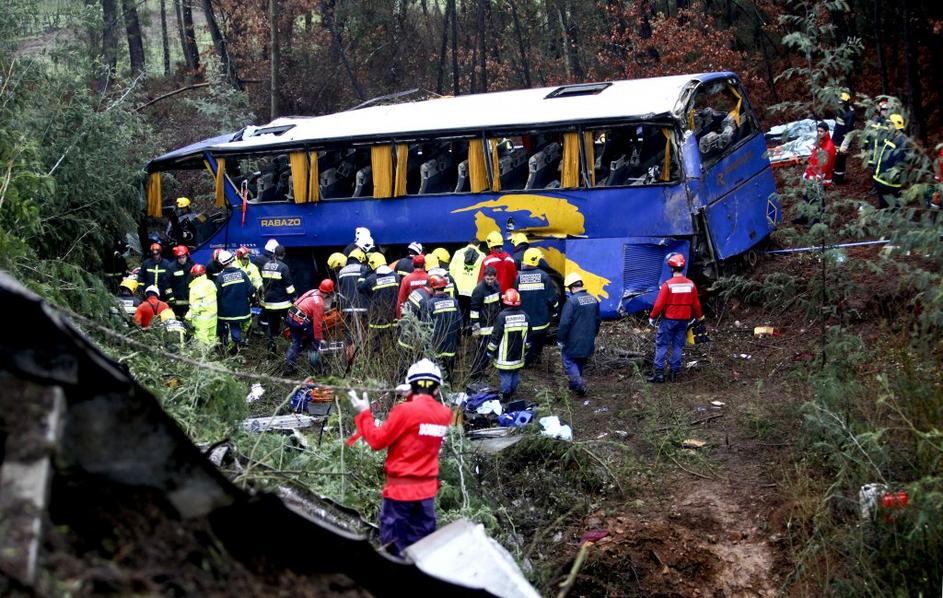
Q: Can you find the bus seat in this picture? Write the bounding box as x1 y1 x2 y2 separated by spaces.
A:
525 142 562 190
499 148 528 190
454 160 470 193
419 154 456 194
605 155 631 187
320 159 355 199
353 166 373 197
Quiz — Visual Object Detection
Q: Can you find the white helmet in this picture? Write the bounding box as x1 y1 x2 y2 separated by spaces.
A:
264 239 280 253
408 241 423 255
354 226 371 242
218 250 235 266
144 285 160 297
357 234 375 252
406 358 442 386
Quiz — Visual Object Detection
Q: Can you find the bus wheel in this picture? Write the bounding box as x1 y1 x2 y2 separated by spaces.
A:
745 248 759 269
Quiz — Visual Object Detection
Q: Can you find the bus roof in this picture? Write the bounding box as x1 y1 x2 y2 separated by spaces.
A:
149 72 735 171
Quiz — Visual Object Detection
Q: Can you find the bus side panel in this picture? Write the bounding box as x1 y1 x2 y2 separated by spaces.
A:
619 238 691 315
704 167 778 260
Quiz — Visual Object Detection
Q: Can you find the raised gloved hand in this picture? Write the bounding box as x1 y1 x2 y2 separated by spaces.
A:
347 390 370 413
395 383 411 397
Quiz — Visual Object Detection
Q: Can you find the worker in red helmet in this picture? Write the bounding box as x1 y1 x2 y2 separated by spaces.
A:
486 288 530 400
139 242 173 301
167 245 195 318
648 252 703 383
185 263 217 347
425 274 462 376
285 279 335 373
236 246 263 292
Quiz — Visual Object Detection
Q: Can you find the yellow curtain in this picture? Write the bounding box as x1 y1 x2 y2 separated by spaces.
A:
489 139 501 192
561 132 581 188
289 151 308 204
372 145 393 198
214 157 227 207
660 129 674 182
728 85 743 127
468 139 489 193
307 151 319 202
583 131 596 187
394 144 408 196
147 172 162 217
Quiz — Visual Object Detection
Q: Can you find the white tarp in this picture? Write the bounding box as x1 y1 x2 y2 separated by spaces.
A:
766 118 835 165
404 519 540 598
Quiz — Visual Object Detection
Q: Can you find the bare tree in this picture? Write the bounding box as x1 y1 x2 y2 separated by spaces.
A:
121 0 146 75
477 0 488 92
101 0 119 79
270 0 281 118
202 0 241 89
160 0 171 75
450 0 459 95
179 0 201 73
507 0 532 87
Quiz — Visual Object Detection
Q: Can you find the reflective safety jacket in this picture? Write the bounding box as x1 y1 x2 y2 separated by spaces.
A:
358 266 400 329
425 292 462 358
186 275 217 323
448 245 484 297
832 104 856 150
216 266 254 321
353 393 453 501
427 267 456 298
469 279 501 335
873 130 910 188
168 258 194 305
239 259 263 291
396 269 429 318
162 317 188 348
134 296 170 328
558 290 601 359
261 258 296 310
393 256 417 278
650 274 703 321
139 256 174 300
516 266 558 331
479 250 517 292
287 289 326 342
862 117 891 167
487 307 529 371
337 261 370 312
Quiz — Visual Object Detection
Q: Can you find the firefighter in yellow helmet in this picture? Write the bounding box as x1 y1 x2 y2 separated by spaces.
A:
872 113 911 209
185 263 218 347
515 247 558 367
480 231 517 292
115 277 141 319
159 308 188 350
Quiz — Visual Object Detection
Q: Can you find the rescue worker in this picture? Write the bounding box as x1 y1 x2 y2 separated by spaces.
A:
261 240 297 350
516 247 558 367
510 233 553 274
872 113 911 209
236 246 263 292
285 279 334 373
168 245 194 318
425 275 462 377
166 196 197 246
424 253 455 298
862 98 891 173
396 254 429 318
794 121 837 225
557 273 601 396
832 92 856 184
205 248 224 281
468 266 502 380
185 264 217 347
134 285 170 328
337 248 370 316
343 226 376 256
140 242 173 301
105 237 130 293
116 277 141 319
394 242 424 278
648 253 703 383
487 289 529 400
159 308 188 350
479 231 517 292
448 239 485 320
358 252 400 336
327 251 348 284
216 250 254 352
347 359 453 556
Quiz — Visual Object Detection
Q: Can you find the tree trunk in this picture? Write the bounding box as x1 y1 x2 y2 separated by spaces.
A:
173 0 189 68
320 0 366 101
901 0 923 141
159 0 171 75
435 0 451 94
873 0 888 95
101 0 118 82
450 0 459 95
269 0 281 118
556 2 582 81
477 0 487 92
181 0 201 73
121 0 146 75
508 0 531 87
202 0 241 89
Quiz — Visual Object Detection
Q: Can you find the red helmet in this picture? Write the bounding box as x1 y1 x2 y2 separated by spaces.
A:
190 264 206 276
429 275 448 290
212 248 222 261
236 246 250 258
149 242 162 253
412 254 425 267
318 279 335 294
502 288 521 306
667 253 686 269
173 245 189 257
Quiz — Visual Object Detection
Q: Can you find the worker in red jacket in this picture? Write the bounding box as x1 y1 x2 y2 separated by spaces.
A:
478 231 517 292
133 285 171 328
348 359 453 556
648 253 703 383
396 254 429 318
285 279 334 373
804 121 837 186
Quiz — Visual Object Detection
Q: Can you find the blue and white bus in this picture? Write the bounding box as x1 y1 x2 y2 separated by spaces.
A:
146 72 779 318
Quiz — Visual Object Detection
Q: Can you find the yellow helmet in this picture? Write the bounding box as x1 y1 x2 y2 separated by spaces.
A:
159 308 176 322
431 247 451 265
510 232 529 247
485 231 504 248
522 247 542 267
889 114 905 130
839 91 851 103
424 254 440 269
176 197 191 209
563 272 583 288
368 252 387 270
327 252 347 270
119 277 139 293
348 248 366 263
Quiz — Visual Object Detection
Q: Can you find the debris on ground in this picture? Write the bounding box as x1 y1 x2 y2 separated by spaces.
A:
539 416 573 441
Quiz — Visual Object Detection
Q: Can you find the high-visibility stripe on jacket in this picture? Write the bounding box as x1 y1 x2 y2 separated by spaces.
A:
140 257 174 300
168 259 194 305
873 131 909 188
426 293 461 358
358 266 400 328
650 274 703 321
427 267 455 298
338 261 370 312
448 245 484 297
516 266 557 330
261 258 296 309
396 270 429 318
216 266 254 320
487 307 528 370
187 275 218 321
240 260 263 291
469 279 501 335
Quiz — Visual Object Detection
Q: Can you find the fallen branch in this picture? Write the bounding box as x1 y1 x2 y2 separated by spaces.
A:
668 454 715 480
134 79 262 111
655 412 725 432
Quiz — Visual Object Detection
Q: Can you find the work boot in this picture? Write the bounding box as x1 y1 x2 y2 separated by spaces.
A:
647 369 664 383
668 370 680 383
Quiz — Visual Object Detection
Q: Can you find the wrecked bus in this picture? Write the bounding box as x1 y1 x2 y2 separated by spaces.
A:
145 72 779 318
